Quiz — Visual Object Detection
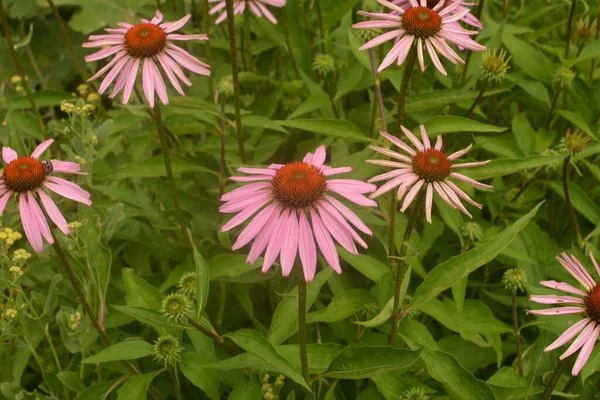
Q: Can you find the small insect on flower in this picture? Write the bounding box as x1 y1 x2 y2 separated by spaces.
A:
352 0 486 75
367 126 492 223
83 10 210 107
209 0 287 25
0 139 91 253
220 146 377 282
528 252 600 376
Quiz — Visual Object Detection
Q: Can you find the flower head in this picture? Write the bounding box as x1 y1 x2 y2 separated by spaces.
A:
0 139 91 253
313 54 336 76
353 0 486 75
220 146 376 282
562 128 591 155
177 272 197 296
209 0 286 25
554 66 575 90
160 293 192 323
481 48 511 83
460 221 483 241
83 10 210 107
393 0 482 28
577 16 597 41
367 126 492 223
502 268 527 293
153 335 183 366
400 387 430 400
528 252 600 376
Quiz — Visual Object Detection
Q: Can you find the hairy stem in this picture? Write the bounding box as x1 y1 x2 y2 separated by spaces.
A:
545 88 561 130
0 0 47 137
219 97 227 197
389 195 422 346
562 156 583 245
153 103 194 248
187 316 238 354
170 366 183 400
512 291 523 377
297 272 310 395
565 0 577 58
225 0 247 163
466 80 488 117
541 357 570 400
394 48 417 136
202 0 214 97
369 48 387 133
281 9 300 79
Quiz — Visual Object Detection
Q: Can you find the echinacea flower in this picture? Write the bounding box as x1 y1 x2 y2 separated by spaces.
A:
392 0 482 28
352 0 486 74
528 252 600 376
0 139 91 253
220 146 376 282
83 10 210 107
367 126 492 223
209 0 286 25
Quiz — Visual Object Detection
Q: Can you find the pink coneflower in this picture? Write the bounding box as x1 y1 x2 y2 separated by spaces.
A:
209 0 286 25
0 139 91 253
83 10 210 107
220 146 376 282
352 0 486 74
367 126 492 223
528 252 600 376
392 0 482 28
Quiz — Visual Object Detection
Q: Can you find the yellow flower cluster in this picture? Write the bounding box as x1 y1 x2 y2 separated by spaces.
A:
9 266 23 278
261 374 285 400
68 221 83 231
0 228 22 248
12 248 32 265
2 308 17 319
68 311 82 330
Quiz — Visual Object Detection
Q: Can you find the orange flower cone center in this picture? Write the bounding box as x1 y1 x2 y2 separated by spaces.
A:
2 157 48 192
124 23 167 58
271 162 327 208
585 285 600 323
402 7 442 38
412 149 452 182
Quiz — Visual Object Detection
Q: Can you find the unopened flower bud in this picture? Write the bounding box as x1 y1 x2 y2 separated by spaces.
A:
554 66 575 90
152 335 183 366
577 16 597 41
502 268 527 293
562 128 591 155
160 293 192 323
460 222 483 242
313 54 335 76
401 387 430 400
481 48 511 83
216 75 234 98
177 272 196 297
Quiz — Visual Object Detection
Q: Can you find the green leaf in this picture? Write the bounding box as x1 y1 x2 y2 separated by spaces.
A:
577 40 600 63
408 203 541 312
467 154 564 180
229 379 262 400
503 34 553 83
111 305 184 329
307 289 376 323
268 269 332 345
580 346 600 383
324 345 421 379
194 246 210 318
117 369 163 400
122 269 162 310
404 89 506 114
512 113 536 156
224 329 310 390
180 353 220 400
547 181 600 225
356 297 394 328
556 110 597 139
2 90 72 109
82 340 153 364
57 371 86 393
85 220 111 301
335 62 366 101
105 156 219 179
422 348 496 400
338 250 388 283
277 118 369 142
416 116 506 136
209 253 258 280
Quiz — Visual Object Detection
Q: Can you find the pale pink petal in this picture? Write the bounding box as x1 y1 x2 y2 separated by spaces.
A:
51 160 86 175
221 182 271 202
43 181 92 206
545 318 591 351
379 131 416 156
318 201 367 248
298 211 317 282
572 325 600 375
122 58 140 104
2 147 18 163
31 139 54 159
400 179 425 212
27 192 53 244
591 251 600 277
142 59 156 108
19 193 43 253
163 14 192 33
560 322 597 360
221 195 270 231
368 146 413 163
262 209 289 273
400 126 424 151
0 191 12 215
38 190 69 235
318 206 357 255
540 280 587 297
84 45 123 62
527 307 586 316
450 172 493 190
233 203 279 250
425 183 433 223
448 144 473 160
530 295 584 305
247 208 281 264
324 195 372 235
280 211 299 276
310 209 341 274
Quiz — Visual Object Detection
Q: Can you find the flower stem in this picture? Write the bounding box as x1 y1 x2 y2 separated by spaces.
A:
502 0 510 20
46 0 89 85
243 7 254 72
315 0 326 53
0 0 47 137
369 48 387 133
281 9 300 79
388 193 422 346
545 88 561 130
466 80 488 117
565 0 577 58
152 103 194 248
510 167 544 203
562 156 583 245
394 48 417 137
170 366 183 400
225 0 247 163
219 97 227 197
460 0 485 82
201 0 214 97
297 272 310 395
186 316 238 354
541 357 570 400
512 291 523 377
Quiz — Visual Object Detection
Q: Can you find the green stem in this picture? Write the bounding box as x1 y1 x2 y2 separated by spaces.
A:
388 194 422 346
281 9 300 79
510 167 544 203
315 0 326 53
243 6 254 72
565 0 577 58
201 0 214 97
225 0 247 163
541 357 570 400
368 48 387 133
187 316 238 354
0 0 47 137
460 0 485 82
394 47 417 136
46 0 89 85
465 80 488 117
219 97 227 197
170 366 183 400
545 88 561 130
512 291 523 377
152 103 194 248
562 156 583 245
297 272 310 396
502 0 510 20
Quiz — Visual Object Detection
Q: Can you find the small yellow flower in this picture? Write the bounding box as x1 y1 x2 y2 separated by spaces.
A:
75 156 87 166
2 308 17 319
68 311 82 330
9 266 23 277
87 93 99 102
10 75 22 84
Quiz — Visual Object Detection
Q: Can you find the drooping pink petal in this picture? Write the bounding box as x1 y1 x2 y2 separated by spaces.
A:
298 211 317 282
527 307 586 316
38 190 69 235
31 139 54 159
545 318 591 352
280 211 299 276
26 192 53 244
310 209 341 274
572 324 600 376
19 193 43 253
0 191 12 215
